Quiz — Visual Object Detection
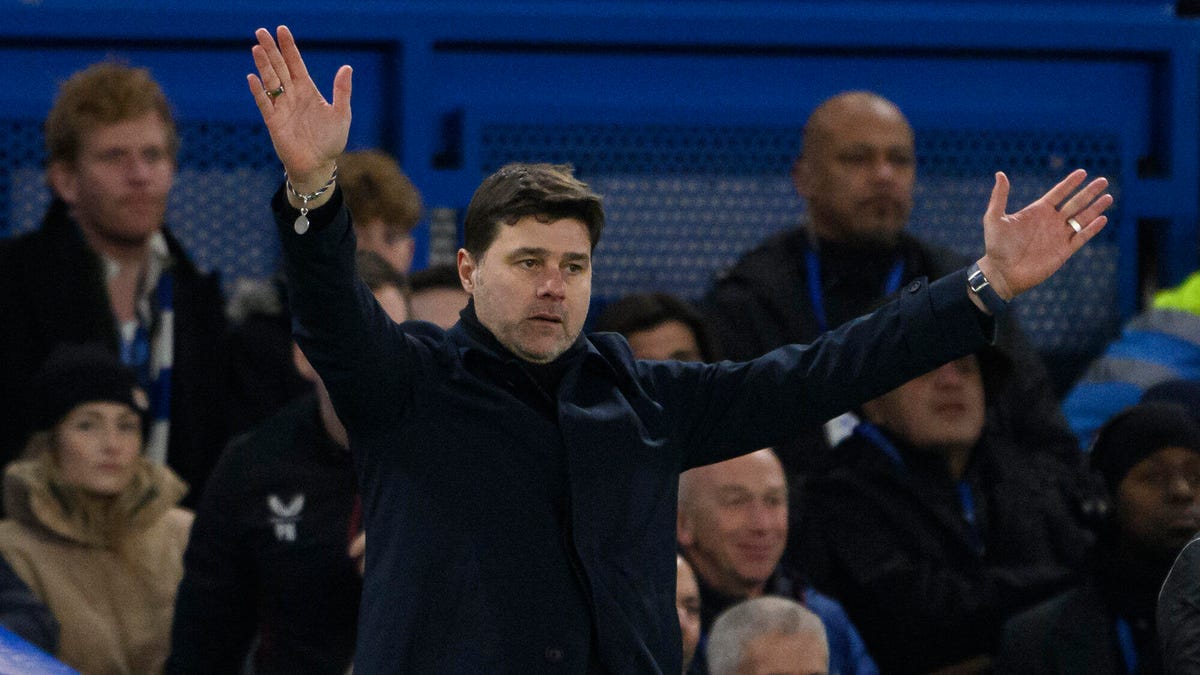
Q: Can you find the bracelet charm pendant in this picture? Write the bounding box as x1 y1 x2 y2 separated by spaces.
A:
284 164 338 236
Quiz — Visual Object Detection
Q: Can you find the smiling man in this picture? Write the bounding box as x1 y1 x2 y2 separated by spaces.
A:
247 25 1110 673
678 449 877 674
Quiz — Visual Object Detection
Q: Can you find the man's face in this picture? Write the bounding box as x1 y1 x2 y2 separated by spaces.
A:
356 218 415 274
737 630 829 675
1116 446 1200 560
678 450 788 597
627 320 703 361
794 98 915 246
676 554 701 672
862 355 985 454
458 215 591 364
374 284 410 324
49 112 174 248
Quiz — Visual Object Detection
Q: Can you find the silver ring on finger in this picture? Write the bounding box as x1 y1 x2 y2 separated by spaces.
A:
1067 216 1082 233
265 84 285 99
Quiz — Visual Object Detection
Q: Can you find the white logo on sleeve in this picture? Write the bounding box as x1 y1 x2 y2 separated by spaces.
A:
268 493 305 542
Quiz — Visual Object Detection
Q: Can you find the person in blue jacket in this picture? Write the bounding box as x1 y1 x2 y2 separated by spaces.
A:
246 25 1113 673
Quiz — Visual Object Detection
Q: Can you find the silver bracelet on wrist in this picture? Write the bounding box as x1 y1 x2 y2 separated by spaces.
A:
285 164 338 235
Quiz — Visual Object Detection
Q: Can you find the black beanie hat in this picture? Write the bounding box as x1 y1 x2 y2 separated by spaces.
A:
28 344 148 433
1141 379 1200 424
1090 401 1200 491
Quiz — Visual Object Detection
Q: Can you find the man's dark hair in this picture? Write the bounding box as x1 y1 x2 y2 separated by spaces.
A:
462 163 604 258
594 292 721 362
408 264 462 293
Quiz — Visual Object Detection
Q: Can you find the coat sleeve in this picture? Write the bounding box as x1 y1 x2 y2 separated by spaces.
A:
166 441 258 674
1159 536 1200 674
798 476 1078 674
0 552 58 655
669 271 994 470
272 186 415 435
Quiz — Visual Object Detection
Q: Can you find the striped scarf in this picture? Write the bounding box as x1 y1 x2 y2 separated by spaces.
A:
114 233 174 465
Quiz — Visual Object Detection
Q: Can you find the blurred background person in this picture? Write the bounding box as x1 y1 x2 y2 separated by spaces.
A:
0 61 227 508
706 596 829 675
1063 271 1200 449
594 291 721 362
678 553 702 673
703 91 1075 478
998 401 1200 674
170 252 409 675
798 350 1094 674
224 148 423 436
408 263 470 329
679 449 876 675
0 344 192 675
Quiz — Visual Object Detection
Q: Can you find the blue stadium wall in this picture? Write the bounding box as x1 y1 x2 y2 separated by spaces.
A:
3 0 1199 387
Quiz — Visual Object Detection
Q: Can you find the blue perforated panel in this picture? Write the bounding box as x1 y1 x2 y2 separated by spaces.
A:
480 122 1124 369
1 119 281 289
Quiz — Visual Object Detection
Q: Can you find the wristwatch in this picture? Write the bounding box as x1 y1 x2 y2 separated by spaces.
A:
966 262 1009 315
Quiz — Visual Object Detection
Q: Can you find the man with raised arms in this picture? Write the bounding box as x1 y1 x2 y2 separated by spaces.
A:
247 25 1111 673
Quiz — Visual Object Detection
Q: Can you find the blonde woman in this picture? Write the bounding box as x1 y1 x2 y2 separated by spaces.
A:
0 345 191 674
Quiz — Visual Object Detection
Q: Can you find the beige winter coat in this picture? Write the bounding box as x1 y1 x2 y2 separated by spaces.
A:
0 455 192 675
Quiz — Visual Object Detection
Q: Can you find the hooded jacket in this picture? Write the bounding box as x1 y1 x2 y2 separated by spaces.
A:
0 454 192 675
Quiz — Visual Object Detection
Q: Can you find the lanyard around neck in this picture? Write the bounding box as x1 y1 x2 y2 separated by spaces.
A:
853 421 984 556
1115 616 1138 674
805 248 904 333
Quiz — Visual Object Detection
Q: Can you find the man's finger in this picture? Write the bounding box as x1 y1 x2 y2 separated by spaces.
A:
250 45 279 90
246 74 272 118
1041 168 1088 208
1072 214 1109 249
255 27 292 86
332 65 353 119
277 25 311 84
1058 177 1110 219
984 171 1010 223
1071 192 1114 232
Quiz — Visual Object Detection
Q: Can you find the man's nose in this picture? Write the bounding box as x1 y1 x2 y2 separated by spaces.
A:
873 157 899 182
538 269 567 298
126 155 156 182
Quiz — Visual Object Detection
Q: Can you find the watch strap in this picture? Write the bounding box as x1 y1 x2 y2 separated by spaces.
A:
967 262 1009 315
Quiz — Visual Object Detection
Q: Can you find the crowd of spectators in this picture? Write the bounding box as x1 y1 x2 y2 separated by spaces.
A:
0 51 1194 675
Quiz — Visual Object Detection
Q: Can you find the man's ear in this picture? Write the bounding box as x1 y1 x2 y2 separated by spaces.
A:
291 342 318 383
47 161 79 205
456 249 476 293
676 509 695 548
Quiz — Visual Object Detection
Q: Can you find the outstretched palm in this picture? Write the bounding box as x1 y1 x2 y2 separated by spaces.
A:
248 26 351 189
979 169 1113 299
